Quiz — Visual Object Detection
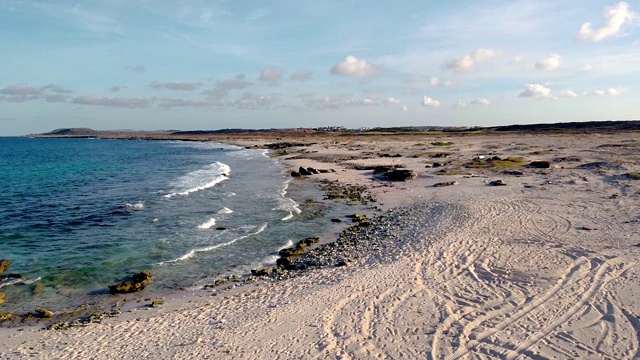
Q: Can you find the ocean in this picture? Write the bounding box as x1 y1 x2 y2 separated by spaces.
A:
0 137 342 314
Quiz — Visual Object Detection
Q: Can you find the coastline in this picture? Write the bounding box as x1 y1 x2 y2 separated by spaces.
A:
2 131 640 359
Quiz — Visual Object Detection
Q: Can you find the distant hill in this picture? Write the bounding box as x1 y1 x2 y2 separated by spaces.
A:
36 120 640 138
490 120 640 132
43 128 102 136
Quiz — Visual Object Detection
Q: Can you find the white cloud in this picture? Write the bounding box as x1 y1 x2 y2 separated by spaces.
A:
453 99 467 108
535 54 562 71
384 97 402 105
471 98 491 105
519 84 553 99
429 77 452 87
594 87 624 96
362 98 376 105
330 56 380 77
512 55 525 63
578 2 638 41
558 90 578 98
442 48 500 71
290 71 311 82
421 96 441 108
258 68 283 82
149 82 204 91
72 96 152 108
0 83 41 96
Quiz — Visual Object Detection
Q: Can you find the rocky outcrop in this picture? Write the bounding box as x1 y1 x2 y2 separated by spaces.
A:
385 169 417 181
108 271 152 294
298 167 312 176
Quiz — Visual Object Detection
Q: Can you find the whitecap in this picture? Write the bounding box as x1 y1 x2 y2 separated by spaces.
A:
125 202 144 210
163 162 231 198
159 223 267 264
274 197 301 221
197 217 217 229
218 207 233 214
261 239 294 266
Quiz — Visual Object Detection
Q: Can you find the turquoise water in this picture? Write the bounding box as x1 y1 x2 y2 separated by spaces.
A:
0 138 335 313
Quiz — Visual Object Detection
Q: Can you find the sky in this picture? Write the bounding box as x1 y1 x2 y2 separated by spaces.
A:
0 1 639 135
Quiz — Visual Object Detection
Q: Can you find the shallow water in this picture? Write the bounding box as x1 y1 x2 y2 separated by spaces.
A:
0 138 351 313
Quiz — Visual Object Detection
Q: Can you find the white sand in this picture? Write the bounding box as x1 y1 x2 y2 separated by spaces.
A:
1 133 640 359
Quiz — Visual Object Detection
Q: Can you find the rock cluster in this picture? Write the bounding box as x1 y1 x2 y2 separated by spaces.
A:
374 168 418 181
108 271 152 294
291 166 335 177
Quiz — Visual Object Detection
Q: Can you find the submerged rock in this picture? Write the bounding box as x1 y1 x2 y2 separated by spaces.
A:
0 259 10 274
108 271 152 295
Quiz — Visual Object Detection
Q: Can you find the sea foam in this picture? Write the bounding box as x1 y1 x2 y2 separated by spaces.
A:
160 223 267 264
163 162 230 198
197 217 216 229
261 239 295 265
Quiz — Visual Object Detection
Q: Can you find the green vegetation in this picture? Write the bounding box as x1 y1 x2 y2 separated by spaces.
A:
627 173 640 180
431 141 454 146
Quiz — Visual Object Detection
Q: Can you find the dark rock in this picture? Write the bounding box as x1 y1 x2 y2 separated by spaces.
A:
503 170 524 176
108 271 152 294
331 218 343 223
432 162 442 168
528 161 551 169
433 181 458 187
216 226 229 231
0 259 10 274
0 273 28 288
298 167 312 176
276 257 292 267
284 263 306 271
335 260 348 267
251 268 272 277
307 167 319 174
318 169 330 174
491 156 502 161
290 171 301 177
488 180 507 186
386 169 417 181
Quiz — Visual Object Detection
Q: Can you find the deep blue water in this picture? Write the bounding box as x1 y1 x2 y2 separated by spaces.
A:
0 137 334 312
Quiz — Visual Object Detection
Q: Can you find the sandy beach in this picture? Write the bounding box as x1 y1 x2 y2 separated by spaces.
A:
2 130 640 359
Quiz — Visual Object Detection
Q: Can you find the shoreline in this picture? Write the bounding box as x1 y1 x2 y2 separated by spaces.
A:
2 132 640 359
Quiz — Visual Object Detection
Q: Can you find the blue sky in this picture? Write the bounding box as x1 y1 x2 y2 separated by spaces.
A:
0 1 638 135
